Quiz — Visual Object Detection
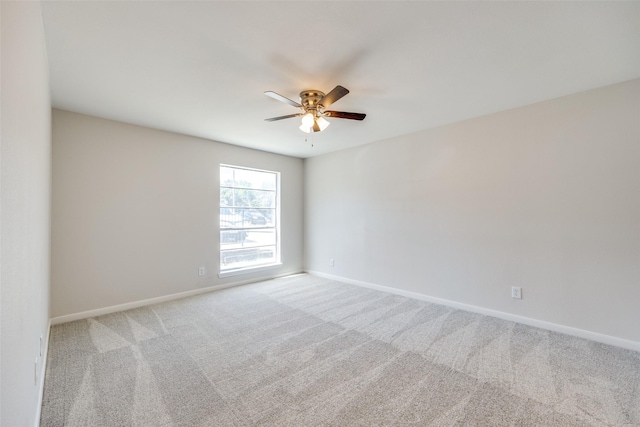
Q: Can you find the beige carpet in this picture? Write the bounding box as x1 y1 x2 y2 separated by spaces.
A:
40 274 640 426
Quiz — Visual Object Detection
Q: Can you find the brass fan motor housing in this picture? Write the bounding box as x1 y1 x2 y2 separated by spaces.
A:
299 90 325 110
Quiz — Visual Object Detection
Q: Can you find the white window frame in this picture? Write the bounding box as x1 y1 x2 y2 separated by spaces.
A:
218 164 281 278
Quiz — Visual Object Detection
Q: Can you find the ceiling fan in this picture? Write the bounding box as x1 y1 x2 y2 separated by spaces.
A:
264 85 366 133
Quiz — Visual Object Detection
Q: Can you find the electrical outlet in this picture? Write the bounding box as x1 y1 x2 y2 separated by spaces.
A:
329 259 334 267
511 286 522 299
198 267 205 276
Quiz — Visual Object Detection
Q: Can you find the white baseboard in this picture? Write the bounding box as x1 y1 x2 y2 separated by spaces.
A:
50 270 303 325
34 318 51 427
48 268 640 352
306 270 640 353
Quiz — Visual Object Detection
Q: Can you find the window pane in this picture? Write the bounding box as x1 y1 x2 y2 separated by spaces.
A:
233 208 273 228
220 188 275 210
243 229 276 247
219 229 275 250
220 229 247 247
220 166 235 186
255 208 275 226
245 189 275 208
220 208 241 228
220 246 276 270
220 166 276 190
220 165 279 273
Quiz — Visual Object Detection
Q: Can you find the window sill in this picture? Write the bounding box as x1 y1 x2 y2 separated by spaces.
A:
218 262 283 279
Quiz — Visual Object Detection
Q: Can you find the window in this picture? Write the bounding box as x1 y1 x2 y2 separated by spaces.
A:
219 165 279 274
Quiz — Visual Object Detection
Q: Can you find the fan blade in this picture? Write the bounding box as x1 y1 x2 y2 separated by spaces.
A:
312 120 321 132
264 113 302 122
319 85 349 108
264 91 302 108
324 111 366 121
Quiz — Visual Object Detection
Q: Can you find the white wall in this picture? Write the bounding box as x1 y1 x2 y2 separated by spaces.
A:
305 79 640 344
1 2 52 425
51 110 304 317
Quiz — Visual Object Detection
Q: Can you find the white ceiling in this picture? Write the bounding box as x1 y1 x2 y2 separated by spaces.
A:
41 1 640 158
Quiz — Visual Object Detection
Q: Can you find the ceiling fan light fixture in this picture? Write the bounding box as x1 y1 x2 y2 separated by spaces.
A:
301 113 314 127
265 85 365 134
316 116 330 131
299 123 312 133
